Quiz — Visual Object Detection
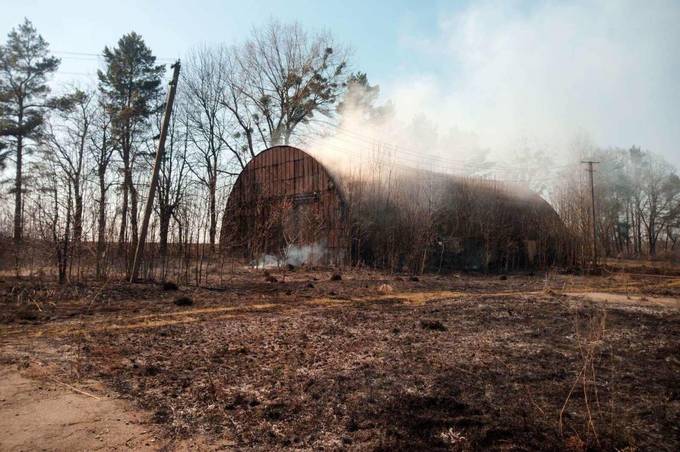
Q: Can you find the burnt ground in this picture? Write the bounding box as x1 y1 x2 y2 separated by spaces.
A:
1 268 679 451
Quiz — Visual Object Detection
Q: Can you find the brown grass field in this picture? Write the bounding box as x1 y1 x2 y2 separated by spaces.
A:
1 266 679 451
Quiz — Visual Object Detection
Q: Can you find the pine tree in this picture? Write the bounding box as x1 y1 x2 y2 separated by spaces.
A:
337 72 392 124
97 32 164 263
0 19 60 250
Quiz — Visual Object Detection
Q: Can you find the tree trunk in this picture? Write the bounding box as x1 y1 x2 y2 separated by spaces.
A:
118 135 132 256
128 180 139 276
209 175 217 252
72 180 83 277
635 209 642 256
55 185 72 285
648 220 657 258
60 192 72 285
96 170 107 280
130 181 139 246
14 134 23 276
118 178 129 253
159 211 171 280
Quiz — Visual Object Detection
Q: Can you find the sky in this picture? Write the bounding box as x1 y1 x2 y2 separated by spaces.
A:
2 0 679 166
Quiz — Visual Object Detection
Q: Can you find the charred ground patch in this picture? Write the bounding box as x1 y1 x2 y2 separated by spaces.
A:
1 270 679 450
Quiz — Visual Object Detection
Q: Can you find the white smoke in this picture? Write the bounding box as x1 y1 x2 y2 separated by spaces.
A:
284 242 327 266
251 254 282 269
307 0 680 175
386 0 680 166
251 242 327 268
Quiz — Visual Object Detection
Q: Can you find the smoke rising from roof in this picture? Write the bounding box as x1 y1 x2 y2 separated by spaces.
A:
310 0 680 176
382 0 680 166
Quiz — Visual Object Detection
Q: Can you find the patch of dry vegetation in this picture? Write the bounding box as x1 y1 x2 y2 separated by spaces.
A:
1 270 679 450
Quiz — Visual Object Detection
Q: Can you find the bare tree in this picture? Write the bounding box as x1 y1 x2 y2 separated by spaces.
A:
155 111 190 279
638 154 680 257
32 145 72 284
551 145 680 262
182 47 239 250
43 88 96 278
88 106 115 279
216 22 349 249
234 21 349 147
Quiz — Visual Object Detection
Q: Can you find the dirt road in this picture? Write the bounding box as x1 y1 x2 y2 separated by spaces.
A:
0 364 154 451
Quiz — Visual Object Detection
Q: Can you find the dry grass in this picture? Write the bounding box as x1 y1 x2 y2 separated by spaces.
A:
1 268 678 450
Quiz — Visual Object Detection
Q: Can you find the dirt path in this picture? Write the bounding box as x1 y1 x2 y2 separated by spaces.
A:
567 291 680 308
0 364 155 451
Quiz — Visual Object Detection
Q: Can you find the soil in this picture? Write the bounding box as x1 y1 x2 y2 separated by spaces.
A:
0 361 154 451
1 267 679 450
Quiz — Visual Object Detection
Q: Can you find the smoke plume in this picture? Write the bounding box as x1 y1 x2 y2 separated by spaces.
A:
308 0 680 177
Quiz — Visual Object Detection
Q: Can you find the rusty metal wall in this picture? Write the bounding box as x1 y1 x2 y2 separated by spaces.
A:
221 146 348 264
221 145 564 270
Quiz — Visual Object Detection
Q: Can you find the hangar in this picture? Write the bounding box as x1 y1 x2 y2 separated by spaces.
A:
219 145 565 272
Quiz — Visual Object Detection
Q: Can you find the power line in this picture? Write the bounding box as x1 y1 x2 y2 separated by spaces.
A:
53 71 97 77
316 137 518 184
53 50 105 57
318 128 512 173
317 125 583 176
316 120 588 173
318 133 482 172
312 132 595 193
322 121 522 170
53 50 176 62
322 122 505 168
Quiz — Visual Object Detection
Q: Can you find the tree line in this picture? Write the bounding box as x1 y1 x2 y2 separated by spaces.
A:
553 145 680 263
0 19 351 282
0 19 678 283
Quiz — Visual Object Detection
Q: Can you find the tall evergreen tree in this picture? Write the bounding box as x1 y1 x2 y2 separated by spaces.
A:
0 18 60 252
97 32 164 259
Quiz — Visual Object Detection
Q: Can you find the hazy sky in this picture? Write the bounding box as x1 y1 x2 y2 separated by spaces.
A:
2 0 679 165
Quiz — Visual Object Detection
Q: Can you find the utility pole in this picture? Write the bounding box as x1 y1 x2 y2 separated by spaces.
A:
130 60 181 282
582 160 599 265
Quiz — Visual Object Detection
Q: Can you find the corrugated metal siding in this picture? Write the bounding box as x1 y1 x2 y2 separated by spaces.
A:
221 145 563 270
221 146 348 264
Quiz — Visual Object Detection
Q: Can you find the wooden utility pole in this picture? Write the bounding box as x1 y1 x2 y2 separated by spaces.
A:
582 160 599 264
130 60 181 282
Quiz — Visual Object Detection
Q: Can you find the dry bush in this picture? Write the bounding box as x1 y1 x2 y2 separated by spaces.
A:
556 306 638 450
